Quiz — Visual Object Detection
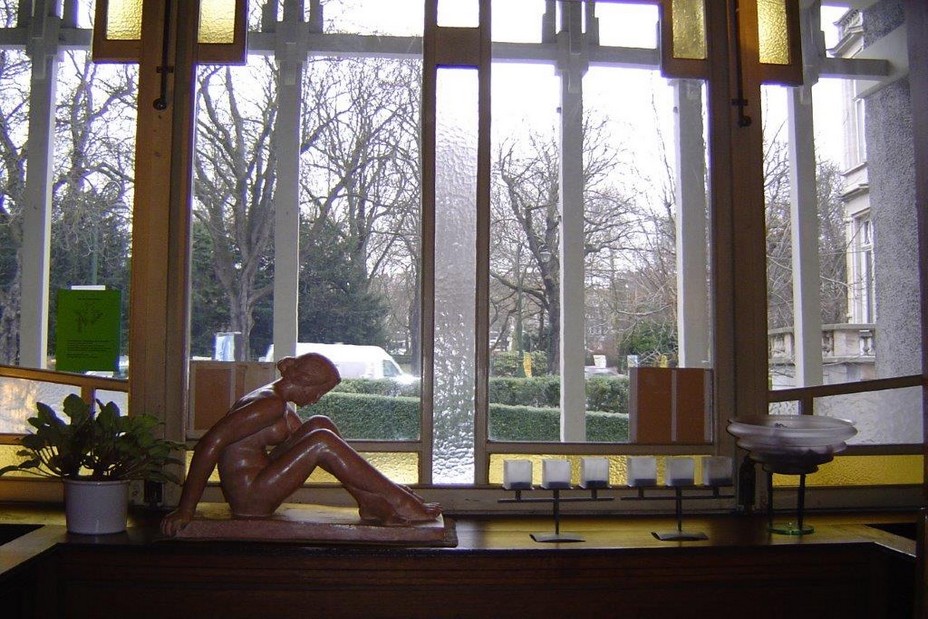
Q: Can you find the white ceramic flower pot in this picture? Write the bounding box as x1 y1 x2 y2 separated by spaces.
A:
63 479 130 535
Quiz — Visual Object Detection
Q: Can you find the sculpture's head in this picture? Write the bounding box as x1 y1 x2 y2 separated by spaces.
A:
277 353 341 402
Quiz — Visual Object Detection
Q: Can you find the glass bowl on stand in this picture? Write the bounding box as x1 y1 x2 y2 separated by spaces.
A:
727 415 857 535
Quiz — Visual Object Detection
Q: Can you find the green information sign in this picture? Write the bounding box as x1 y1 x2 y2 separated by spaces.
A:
56 288 122 373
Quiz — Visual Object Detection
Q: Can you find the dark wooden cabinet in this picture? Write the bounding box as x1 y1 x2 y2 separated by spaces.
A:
46 540 911 618
1 515 915 618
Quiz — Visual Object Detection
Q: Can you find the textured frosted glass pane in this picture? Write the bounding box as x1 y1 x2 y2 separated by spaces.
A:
0 378 79 433
758 0 790 65
774 455 923 487
321 0 423 37
671 0 707 60
105 0 142 41
438 0 479 27
816 386 922 445
199 0 237 44
433 69 478 484
768 401 799 415
96 390 129 413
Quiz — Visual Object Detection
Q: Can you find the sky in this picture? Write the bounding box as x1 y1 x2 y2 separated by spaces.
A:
330 0 853 183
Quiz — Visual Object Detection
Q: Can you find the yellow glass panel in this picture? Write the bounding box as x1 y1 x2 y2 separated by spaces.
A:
186 450 419 486
758 0 790 65
0 444 98 478
773 455 924 487
0 444 31 477
671 0 707 61
199 0 238 45
105 0 143 41
353 452 419 486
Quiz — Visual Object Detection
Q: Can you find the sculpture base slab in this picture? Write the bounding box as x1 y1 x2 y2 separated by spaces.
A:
169 503 455 547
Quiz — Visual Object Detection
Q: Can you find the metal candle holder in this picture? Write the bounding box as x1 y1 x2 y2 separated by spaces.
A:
500 482 614 543
622 483 734 541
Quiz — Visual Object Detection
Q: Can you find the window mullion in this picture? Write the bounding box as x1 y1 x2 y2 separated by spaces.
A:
556 0 588 443
270 7 308 365
786 88 825 387
705 0 769 445
474 0 492 485
20 0 61 369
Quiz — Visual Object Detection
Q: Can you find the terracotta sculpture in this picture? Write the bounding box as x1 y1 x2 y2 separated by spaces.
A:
161 353 440 536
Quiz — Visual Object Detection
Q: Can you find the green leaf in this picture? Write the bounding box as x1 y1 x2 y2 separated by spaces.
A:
9 397 186 483
61 394 91 424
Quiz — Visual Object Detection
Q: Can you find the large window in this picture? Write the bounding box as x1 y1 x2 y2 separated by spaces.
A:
0 0 923 505
762 2 921 487
0 0 136 431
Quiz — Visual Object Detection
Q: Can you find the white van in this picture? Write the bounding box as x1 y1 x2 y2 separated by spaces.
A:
261 343 416 384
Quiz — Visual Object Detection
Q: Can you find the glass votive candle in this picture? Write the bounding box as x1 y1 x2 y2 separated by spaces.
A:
580 457 610 489
702 456 733 486
541 459 572 489
627 456 657 487
502 459 534 490
666 457 696 486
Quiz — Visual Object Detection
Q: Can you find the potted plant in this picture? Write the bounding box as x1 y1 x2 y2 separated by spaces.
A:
0 394 184 534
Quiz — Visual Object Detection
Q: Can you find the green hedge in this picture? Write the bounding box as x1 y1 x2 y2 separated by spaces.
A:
488 403 628 442
333 378 419 398
332 375 630 414
489 375 629 414
303 392 419 440
585 376 629 415
302 391 628 443
487 376 560 408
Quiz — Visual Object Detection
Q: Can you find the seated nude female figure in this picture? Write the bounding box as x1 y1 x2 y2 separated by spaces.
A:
161 353 440 536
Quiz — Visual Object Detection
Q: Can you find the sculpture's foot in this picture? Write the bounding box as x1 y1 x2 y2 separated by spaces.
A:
355 486 442 526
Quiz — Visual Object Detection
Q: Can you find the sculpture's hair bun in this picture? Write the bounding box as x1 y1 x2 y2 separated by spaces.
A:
277 353 341 387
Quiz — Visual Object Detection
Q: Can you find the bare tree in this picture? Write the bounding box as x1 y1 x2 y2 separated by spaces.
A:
193 61 278 360
764 128 794 330
0 35 136 365
299 56 420 348
605 90 681 359
490 115 639 371
764 124 849 330
815 159 849 324
191 55 421 359
51 55 136 292
0 26 30 364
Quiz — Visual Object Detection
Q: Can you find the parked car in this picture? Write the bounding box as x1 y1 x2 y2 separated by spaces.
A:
261 343 417 384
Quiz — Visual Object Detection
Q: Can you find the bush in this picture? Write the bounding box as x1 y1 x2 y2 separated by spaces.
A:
333 378 419 398
488 375 629 414
586 411 629 442
491 351 549 377
488 404 628 442
303 376 630 442
488 403 560 441
330 375 628 414
301 392 419 440
488 376 560 408
585 376 629 415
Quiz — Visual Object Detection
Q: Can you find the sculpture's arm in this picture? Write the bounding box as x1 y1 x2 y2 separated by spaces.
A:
161 390 284 535
159 423 228 536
